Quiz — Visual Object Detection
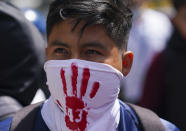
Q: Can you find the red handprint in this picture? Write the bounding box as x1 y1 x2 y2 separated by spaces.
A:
56 63 100 131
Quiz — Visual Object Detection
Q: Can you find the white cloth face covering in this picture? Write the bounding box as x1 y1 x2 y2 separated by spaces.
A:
42 59 123 131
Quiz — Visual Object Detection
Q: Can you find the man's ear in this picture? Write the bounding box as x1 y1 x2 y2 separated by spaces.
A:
122 51 133 76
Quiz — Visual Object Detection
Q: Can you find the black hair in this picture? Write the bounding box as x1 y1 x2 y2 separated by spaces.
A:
47 0 133 50
172 0 186 10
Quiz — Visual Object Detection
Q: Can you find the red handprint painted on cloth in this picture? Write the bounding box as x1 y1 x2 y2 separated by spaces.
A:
56 63 100 131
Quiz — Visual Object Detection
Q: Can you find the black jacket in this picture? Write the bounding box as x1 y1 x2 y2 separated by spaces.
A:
163 27 186 130
140 27 186 130
0 1 46 106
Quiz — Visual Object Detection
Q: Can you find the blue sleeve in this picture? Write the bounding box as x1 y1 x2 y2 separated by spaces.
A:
160 119 180 131
0 117 13 131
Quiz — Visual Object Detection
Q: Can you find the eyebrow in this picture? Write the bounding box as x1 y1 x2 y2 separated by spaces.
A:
50 41 70 48
81 42 106 50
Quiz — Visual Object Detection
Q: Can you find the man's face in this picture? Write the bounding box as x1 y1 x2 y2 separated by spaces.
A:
46 19 124 72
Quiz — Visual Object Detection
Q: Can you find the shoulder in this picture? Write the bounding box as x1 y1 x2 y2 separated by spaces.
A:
160 119 180 131
118 100 180 131
117 100 139 131
10 102 44 131
0 102 46 131
0 117 13 131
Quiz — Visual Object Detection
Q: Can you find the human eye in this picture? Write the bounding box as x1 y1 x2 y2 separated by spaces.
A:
53 47 69 55
84 49 102 56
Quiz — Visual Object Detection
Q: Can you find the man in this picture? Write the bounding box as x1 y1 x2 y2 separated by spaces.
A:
0 0 179 131
139 0 186 130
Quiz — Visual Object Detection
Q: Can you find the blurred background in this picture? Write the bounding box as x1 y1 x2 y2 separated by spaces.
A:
7 0 175 16
5 0 177 43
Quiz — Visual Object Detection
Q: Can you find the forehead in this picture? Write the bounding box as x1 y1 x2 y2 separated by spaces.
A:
48 19 116 48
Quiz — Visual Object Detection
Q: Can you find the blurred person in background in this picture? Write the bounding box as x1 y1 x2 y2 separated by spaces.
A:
0 1 46 121
120 0 173 103
23 8 51 102
139 0 186 130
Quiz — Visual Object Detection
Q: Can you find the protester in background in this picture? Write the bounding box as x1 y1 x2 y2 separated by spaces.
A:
139 0 186 130
23 8 51 102
0 1 46 121
121 0 172 103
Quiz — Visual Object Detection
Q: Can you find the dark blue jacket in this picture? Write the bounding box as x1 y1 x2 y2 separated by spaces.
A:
0 100 180 131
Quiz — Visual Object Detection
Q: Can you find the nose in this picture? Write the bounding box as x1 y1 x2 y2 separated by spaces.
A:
71 52 81 60
69 41 81 60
